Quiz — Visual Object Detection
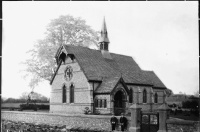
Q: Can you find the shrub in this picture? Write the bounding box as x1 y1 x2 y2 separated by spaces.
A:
20 103 37 111
83 107 91 114
37 104 49 110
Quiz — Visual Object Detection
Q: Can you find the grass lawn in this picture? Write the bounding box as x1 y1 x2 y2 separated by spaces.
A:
169 111 199 121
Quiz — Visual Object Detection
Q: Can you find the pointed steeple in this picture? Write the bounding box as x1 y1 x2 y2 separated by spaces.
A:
99 17 110 51
99 17 112 59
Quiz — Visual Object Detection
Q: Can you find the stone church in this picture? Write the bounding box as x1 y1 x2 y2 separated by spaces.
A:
50 18 168 115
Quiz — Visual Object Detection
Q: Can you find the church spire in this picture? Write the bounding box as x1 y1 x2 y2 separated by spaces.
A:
99 17 112 59
99 17 110 51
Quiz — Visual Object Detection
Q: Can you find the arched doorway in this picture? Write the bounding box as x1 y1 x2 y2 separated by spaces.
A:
114 90 126 115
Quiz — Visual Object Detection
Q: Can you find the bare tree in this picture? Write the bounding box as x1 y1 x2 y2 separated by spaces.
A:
23 15 99 89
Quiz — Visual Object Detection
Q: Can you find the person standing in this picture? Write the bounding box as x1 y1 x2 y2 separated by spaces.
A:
110 114 118 131
120 113 127 132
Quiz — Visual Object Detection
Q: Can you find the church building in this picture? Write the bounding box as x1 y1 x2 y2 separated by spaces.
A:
49 18 168 115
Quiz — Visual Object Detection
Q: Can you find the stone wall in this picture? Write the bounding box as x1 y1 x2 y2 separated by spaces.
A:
50 103 92 114
127 85 153 104
95 94 111 114
166 118 200 132
127 85 165 112
2 120 67 132
50 56 92 113
2 111 131 131
3 111 200 132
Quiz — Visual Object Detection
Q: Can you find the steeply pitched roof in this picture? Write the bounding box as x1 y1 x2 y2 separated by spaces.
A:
95 76 130 94
95 76 120 94
51 45 167 89
142 70 166 88
63 45 152 85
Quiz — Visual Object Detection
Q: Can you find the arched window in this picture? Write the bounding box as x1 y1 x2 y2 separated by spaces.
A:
100 99 103 108
100 43 103 50
62 85 66 103
143 89 147 103
129 88 133 103
95 99 98 107
104 99 107 108
104 43 108 51
154 93 158 103
70 83 74 103
98 99 101 107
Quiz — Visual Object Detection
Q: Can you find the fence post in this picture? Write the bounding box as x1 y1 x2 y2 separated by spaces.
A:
158 103 170 132
129 104 141 132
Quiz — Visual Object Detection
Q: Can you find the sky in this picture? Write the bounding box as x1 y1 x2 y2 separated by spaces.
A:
2 1 198 99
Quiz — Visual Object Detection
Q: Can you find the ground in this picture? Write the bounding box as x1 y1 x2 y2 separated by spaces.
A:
2 108 199 121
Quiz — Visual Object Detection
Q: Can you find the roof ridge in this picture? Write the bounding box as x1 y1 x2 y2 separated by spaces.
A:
143 70 154 72
64 44 95 50
110 52 133 58
65 44 135 58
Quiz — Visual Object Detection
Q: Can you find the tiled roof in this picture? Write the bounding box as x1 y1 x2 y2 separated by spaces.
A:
142 70 166 88
51 45 167 90
63 45 152 85
95 76 120 93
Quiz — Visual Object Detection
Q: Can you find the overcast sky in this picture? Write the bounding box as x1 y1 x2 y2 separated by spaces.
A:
2 1 198 98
